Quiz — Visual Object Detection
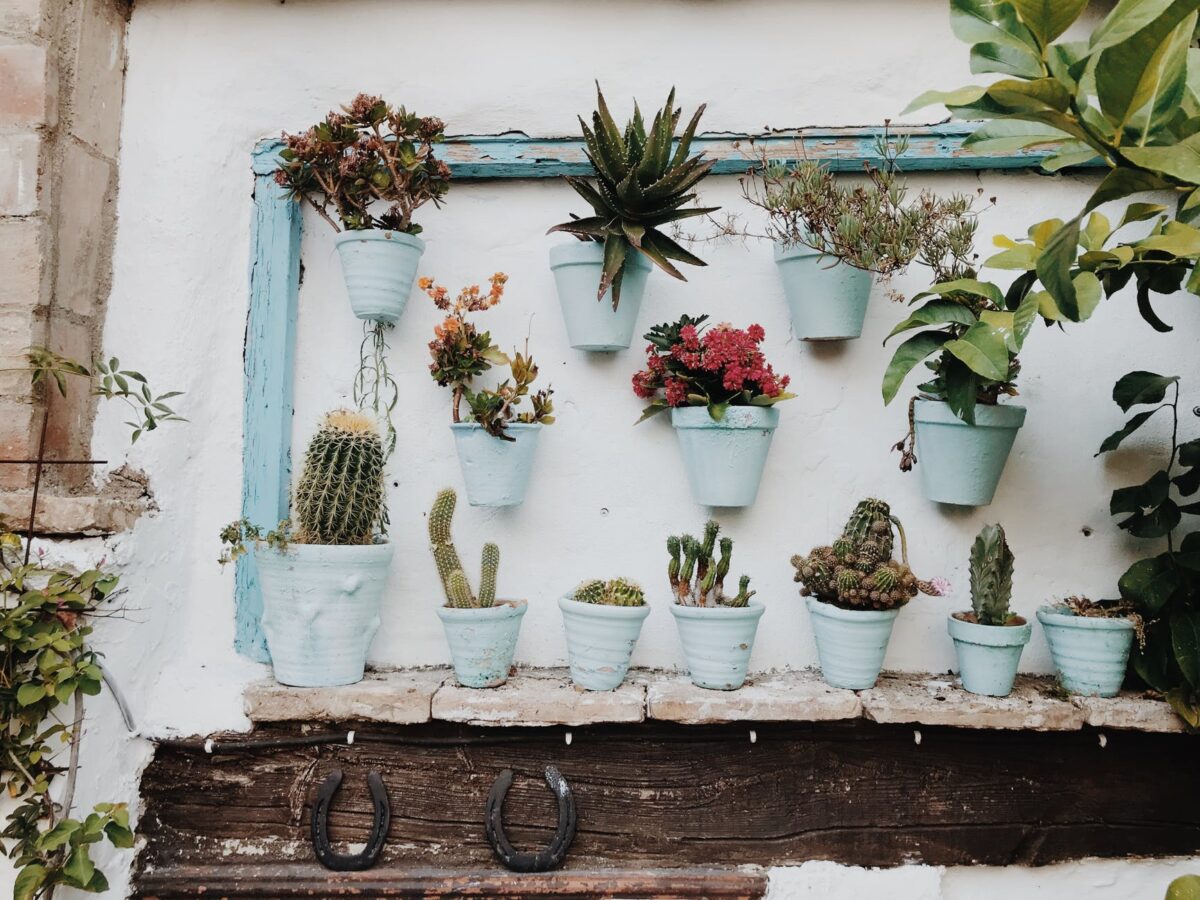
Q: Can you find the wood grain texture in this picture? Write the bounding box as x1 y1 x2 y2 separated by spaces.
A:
137 720 1200 895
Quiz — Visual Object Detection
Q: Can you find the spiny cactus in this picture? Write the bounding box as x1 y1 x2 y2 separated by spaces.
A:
667 519 754 607
428 487 498 609
293 410 386 545
791 498 937 611
969 523 1014 626
572 577 646 607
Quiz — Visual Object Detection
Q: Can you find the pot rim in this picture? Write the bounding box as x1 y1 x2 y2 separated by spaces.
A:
334 228 426 250
1036 604 1135 630
254 540 393 561
913 397 1027 428
948 612 1033 646
549 240 652 270
805 596 900 622
669 405 781 429
558 595 652 619
436 598 528 621
449 421 542 433
668 598 765 619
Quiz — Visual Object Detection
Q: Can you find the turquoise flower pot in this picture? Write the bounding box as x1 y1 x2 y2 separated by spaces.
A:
437 599 528 688
670 406 779 507
559 595 651 691
450 422 542 507
1037 605 1134 697
948 613 1032 697
774 242 873 341
806 598 898 690
549 242 652 351
913 399 1026 507
669 600 765 690
334 229 425 324
255 541 393 687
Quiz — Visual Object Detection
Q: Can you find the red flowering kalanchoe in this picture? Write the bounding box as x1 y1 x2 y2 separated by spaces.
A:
633 314 794 421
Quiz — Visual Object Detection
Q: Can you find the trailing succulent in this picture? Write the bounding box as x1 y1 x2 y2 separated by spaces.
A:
429 488 499 609
548 85 718 309
573 578 646 607
667 520 755 608
968 523 1016 627
791 499 940 611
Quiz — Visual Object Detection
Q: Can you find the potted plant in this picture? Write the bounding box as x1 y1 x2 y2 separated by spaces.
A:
883 277 1033 506
220 410 393 687
1037 597 1142 698
792 499 943 690
633 314 794 507
429 487 526 688
423 273 556 507
559 578 651 691
275 93 452 324
547 85 717 352
948 524 1031 697
666 520 763 690
740 130 983 341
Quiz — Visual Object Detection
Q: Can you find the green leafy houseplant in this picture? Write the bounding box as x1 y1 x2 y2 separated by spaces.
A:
1096 371 1200 728
548 85 718 309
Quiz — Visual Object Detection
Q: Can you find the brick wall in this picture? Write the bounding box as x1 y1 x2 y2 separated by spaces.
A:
0 0 128 513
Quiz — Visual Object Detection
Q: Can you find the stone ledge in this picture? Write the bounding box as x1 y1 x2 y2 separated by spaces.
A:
242 668 1186 735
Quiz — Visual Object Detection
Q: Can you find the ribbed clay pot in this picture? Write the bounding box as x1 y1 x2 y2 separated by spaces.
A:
1036 605 1134 697
669 600 765 690
558 596 651 691
948 613 1032 697
806 597 898 690
334 229 425 324
437 599 528 688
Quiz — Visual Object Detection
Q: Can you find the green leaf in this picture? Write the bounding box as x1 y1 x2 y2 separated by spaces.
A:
885 299 977 341
1011 290 1041 349
944 358 979 423
1010 0 1089 46
61 846 96 888
1113 370 1179 410
1111 469 1170 515
903 85 987 115
16 682 45 706
963 120 1073 152
881 332 952 405
1167 875 1200 900
951 0 1038 48
1035 215 1083 320
944 321 1011 382
1040 145 1102 171
1120 202 1169 227
13 864 46 900
918 278 1006 305
1072 270 1102 320
970 41 1046 78
1091 0 1176 52
1096 407 1162 454
1136 220 1200 255
1173 610 1200 689
1085 167 1173 212
1119 553 1182 611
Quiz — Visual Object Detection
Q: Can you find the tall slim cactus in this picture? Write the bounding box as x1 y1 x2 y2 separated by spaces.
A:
969 523 1014 626
667 519 754 607
293 410 386 545
428 487 498 609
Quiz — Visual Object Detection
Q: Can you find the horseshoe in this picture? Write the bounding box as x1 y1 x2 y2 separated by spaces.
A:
485 766 577 872
310 769 390 871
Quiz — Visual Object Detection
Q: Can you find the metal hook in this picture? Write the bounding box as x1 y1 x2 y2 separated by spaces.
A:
485 766 577 873
310 769 390 872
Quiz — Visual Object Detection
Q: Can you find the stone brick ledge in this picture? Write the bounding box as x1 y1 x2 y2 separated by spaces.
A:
243 668 1187 734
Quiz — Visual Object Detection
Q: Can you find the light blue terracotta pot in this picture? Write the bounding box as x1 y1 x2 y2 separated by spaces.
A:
670 406 779 507
437 599 528 688
255 541 393 687
773 242 873 341
669 600 765 690
806 597 898 690
948 613 1032 697
1036 605 1134 697
913 399 1026 507
334 229 425 324
559 595 651 691
549 242 652 351
450 422 542 507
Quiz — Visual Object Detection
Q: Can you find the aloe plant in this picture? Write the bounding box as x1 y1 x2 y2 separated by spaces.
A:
548 84 718 309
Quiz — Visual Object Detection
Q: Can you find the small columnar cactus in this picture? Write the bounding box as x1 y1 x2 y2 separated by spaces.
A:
666 520 755 607
791 498 937 611
572 577 646 607
293 410 386 545
428 487 498 609
969 523 1014 626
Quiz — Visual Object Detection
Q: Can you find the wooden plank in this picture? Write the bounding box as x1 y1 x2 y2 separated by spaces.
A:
136 720 1200 888
235 145 302 661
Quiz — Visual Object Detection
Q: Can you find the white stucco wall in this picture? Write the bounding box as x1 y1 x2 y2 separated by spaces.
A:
8 0 1194 896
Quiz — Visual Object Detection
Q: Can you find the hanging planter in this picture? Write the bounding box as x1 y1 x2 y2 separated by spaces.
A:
773 243 872 341
913 399 1026 507
256 542 393 687
1037 602 1136 698
335 230 425 324
428 488 527 688
634 315 794 508
559 579 650 691
549 242 652 351
450 422 542 508
792 498 943 690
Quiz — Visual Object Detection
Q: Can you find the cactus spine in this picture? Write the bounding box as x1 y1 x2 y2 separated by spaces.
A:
667 519 753 607
293 410 386 545
428 487 498 609
572 577 646 607
969 523 1014 626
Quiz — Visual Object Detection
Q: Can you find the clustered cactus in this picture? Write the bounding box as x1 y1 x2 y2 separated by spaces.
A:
428 487 498 609
791 499 936 611
293 410 386 544
969 523 1015 626
667 520 755 608
573 577 646 607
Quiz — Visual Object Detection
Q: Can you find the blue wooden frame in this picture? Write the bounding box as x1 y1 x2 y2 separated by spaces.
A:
235 124 1096 658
